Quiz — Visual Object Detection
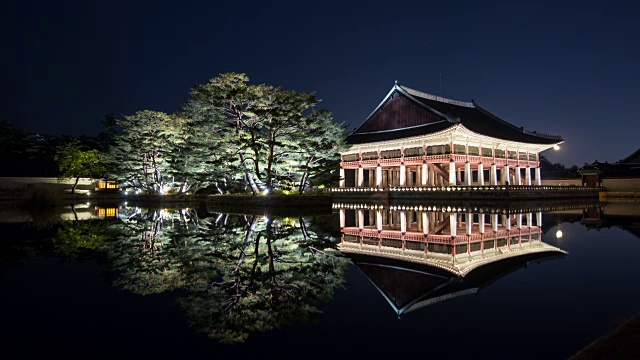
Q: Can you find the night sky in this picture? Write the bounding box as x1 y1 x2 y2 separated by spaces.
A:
4 0 639 167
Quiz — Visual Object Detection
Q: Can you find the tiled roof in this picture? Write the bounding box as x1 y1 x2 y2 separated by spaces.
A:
617 147 640 164
347 83 563 145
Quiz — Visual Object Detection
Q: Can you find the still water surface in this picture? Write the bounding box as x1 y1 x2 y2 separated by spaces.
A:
1 200 639 359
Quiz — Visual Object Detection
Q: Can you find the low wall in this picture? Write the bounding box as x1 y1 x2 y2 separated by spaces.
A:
540 179 582 186
602 178 640 192
0 177 94 187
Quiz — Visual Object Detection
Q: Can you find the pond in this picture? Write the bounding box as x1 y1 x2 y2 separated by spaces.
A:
1 199 639 359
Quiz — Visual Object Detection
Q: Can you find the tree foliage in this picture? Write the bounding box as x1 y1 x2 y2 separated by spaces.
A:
54 138 105 193
183 72 349 194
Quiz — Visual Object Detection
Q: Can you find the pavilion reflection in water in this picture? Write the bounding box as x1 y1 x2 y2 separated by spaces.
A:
335 201 573 317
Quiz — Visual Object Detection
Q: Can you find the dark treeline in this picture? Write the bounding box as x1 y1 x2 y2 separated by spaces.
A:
0 121 107 177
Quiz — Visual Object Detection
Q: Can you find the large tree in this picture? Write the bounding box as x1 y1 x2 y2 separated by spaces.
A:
183 73 348 194
104 110 225 194
54 138 105 193
183 73 266 195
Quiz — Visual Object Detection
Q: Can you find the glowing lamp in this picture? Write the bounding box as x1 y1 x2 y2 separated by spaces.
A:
553 145 560 151
556 229 563 238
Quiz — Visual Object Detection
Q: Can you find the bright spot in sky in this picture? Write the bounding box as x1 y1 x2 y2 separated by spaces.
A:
554 145 560 150
556 229 563 238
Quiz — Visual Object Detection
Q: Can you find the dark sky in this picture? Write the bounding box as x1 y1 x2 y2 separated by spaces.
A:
3 0 639 167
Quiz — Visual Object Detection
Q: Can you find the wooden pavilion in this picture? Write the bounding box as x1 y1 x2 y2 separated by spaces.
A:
339 82 564 189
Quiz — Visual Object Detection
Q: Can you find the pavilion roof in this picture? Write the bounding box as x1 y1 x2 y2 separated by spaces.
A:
347 83 563 145
346 250 566 317
617 147 640 164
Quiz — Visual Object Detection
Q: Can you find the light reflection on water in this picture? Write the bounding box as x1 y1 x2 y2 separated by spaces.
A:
1 200 639 359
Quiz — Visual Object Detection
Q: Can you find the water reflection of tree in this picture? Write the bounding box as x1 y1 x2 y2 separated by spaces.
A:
103 208 350 343
53 219 106 258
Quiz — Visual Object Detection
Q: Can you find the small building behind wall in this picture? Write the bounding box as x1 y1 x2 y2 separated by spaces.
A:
339 82 564 189
580 147 640 191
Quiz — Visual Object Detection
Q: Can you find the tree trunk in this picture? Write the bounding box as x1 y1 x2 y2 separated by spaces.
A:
239 152 259 195
72 177 79 194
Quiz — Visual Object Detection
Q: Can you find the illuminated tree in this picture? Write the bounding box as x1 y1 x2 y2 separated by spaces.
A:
291 109 348 192
183 73 266 195
54 139 105 193
183 72 349 194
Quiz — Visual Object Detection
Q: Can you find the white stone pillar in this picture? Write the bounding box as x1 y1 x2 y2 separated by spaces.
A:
503 215 511 231
357 167 364 187
457 167 462 184
450 213 458 238
517 213 523 229
536 212 542 227
525 166 531 186
421 164 428 186
479 213 485 234
515 165 521 185
339 168 345 187
376 166 382 187
490 164 498 186
399 164 406 186
527 213 533 228
449 161 456 185
400 211 407 234
357 210 364 230
535 167 542 186
466 213 472 235
492 214 499 232
422 212 429 235
478 163 485 185
376 209 383 231
339 208 345 228
465 162 472 185
503 165 510 185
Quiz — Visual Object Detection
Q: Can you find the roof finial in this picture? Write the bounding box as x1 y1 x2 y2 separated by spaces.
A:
395 80 398 86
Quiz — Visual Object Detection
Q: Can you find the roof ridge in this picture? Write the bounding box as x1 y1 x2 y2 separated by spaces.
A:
617 147 640 164
399 85 475 108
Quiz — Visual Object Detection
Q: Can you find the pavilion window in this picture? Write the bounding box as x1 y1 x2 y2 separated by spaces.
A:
529 153 537 161
428 243 453 254
343 154 359 162
494 149 505 158
361 151 378 160
508 151 517 160
427 145 450 155
456 244 468 254
380 149 401 159
381 239 402 248
454 144 466 154
482 148 493 157
468 146 479 156
519 152 528 160
363 237 378 246
404 146 424 157
405 241 425 251
344 235 359 243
